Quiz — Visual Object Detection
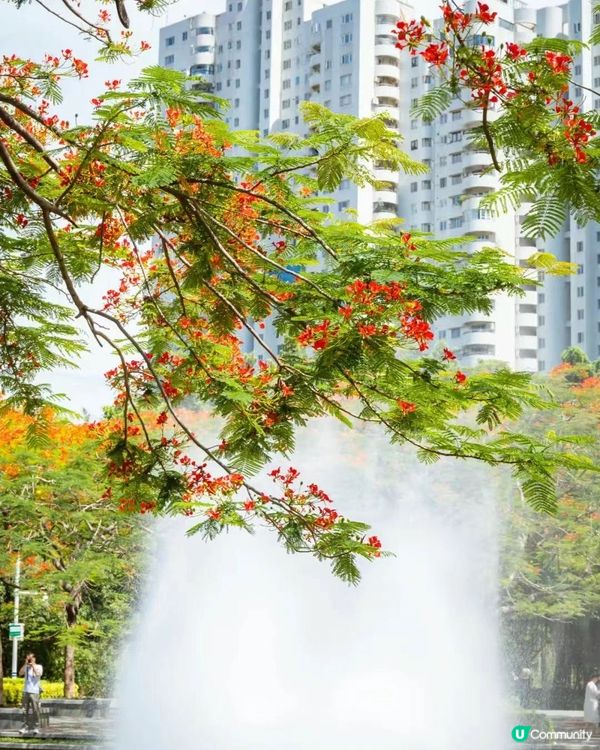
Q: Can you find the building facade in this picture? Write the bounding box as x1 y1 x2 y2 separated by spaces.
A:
159 0 600 370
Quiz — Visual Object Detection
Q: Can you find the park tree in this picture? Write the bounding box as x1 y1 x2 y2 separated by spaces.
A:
0 0 597 583
500 366 600 706
0 408 144 697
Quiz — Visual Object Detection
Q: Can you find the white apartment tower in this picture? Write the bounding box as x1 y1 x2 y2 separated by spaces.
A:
159 0 412 358
160 0 600 370
400 0 543 372
536 0 600 370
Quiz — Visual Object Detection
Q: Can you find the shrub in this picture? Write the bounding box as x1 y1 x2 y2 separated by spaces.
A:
2 678 78 705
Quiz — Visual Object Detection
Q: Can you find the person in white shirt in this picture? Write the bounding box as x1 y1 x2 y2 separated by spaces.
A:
583 670 600 731
18 653 43 735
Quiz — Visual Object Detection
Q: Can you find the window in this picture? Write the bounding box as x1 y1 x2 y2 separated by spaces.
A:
410 118 418 130
342 13 353 22
234 117 239 127
450 174 462 185
283 79 291 89
281 119 290 129
411 57 418 68
578 264 584 274
164 55 175 64
411 76 419 89
440 113 448 124
421 223 432 232
575 64 582 75
197 26 214 35
451 328 461 338
421 180 431 189
285 0 293 8
195 45 214 53
451 110 462 121
499 18 514 30
439 220 447 230
577 241 584 252
448 130 463 143
342 33 353 44
439 177 447 188
283 59 292 69
284 40 292 49
338 201 349 211
422 137 432 147
577 286 584 297
324 79 331 91
341 53 353 64
449 217 464 228
236 21 242 30
340 74 352 87
284 20 293 30
410 140 418 151
577 332 584 343
165 36 175 46
282 99 290 109
439 156 447 167
326 19 333 29
451 152 462 164
578 309 585 320
410 182 418 193
235 79 240 88
421 201 431 210
340 94 352 106
182 32 188 41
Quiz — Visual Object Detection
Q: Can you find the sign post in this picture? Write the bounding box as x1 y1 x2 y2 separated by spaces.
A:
9 623 24 640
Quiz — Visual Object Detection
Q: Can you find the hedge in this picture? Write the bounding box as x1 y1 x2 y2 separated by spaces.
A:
2 678 78 704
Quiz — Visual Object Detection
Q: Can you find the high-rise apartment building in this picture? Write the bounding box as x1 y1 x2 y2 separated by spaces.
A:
400 0 544 372
159 0 411 358
535 0 600 369
159 0 600 371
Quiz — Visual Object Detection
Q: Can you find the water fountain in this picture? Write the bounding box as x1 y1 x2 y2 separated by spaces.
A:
112 421 507 750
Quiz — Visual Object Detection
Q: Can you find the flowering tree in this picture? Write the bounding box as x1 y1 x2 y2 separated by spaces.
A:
1 1 596 583
0 408 143 697
393 2 600 237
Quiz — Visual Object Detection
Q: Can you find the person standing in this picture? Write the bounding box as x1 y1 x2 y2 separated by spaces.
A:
583 670 600 733
18 652 43 735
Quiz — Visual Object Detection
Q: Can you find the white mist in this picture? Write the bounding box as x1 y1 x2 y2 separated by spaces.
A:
112 422 505 750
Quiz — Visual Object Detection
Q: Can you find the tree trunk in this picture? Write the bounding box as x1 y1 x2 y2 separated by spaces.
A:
64 643 76 698
63 593 81 699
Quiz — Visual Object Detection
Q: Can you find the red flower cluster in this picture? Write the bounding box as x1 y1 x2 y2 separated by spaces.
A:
544 51 572 75
392 19 426 53
505 42 527 60
400 312 434 351
421 43 449 66
397 400 416 414
460 48 507 104
441 2 472 32
297 319 336 351
475 2 497 23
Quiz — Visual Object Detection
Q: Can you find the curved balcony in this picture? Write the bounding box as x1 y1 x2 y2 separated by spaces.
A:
374 40 400 58
373 201 398 218
462 150 492 171
463 215 496 234
373 168 400 185
461 326 496 347
518 334 538 350
515 6 536 27
466 238 498 253
376 0 402 15
309 71 321 89
375 63 401 80
461 170 499 193
374 188 398 205
374 84 400 101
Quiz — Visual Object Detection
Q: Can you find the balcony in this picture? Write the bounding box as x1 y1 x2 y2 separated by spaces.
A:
374 36 400 57
462 106 500 129
374 84 400 101
373 201 398 217
373 167 399 184
376 0 402 16
374 188 398 205
461 170 499 193
375 63 401 80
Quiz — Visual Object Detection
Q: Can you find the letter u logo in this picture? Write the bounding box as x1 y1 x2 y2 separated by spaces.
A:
511 725 531 742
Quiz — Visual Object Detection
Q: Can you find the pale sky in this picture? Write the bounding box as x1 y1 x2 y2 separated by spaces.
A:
1 0 225 416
